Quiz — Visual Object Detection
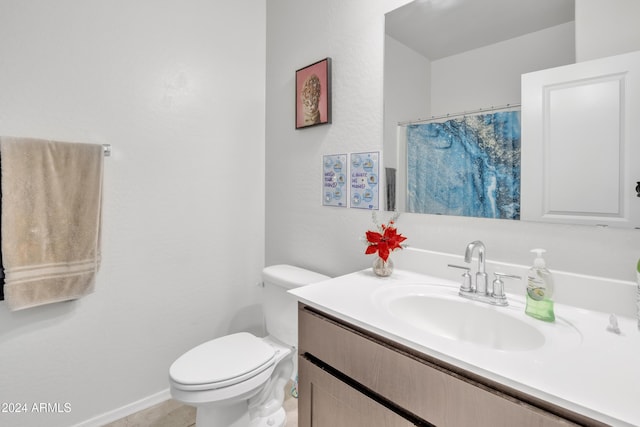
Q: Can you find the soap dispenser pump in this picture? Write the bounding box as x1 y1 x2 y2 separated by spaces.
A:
525 249 555 322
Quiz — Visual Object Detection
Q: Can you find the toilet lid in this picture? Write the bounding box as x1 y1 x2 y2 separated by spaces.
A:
170 332 276 387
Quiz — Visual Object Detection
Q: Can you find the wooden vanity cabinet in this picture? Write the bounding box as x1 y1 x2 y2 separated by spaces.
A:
298 303 604 427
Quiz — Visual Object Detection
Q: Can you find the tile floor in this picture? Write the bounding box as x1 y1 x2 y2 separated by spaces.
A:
104 382 298 427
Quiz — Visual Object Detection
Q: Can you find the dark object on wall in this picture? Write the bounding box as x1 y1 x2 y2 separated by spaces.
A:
0 151 4 301
295 58 332 129
386 167 396 211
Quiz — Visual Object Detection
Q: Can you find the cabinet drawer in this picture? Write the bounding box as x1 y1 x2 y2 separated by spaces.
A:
299 357 416 427
299 304 579 427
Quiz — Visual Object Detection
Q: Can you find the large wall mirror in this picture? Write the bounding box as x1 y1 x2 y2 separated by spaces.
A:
384 0 640 228
383 0 640 228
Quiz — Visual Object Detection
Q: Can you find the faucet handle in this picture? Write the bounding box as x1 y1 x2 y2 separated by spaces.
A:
491 273 521 306
448 264 472 294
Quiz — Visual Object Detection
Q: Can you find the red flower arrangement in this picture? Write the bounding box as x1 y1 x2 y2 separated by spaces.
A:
364 214 407 262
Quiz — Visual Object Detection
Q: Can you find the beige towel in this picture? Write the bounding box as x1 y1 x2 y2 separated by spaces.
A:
1 137 103 311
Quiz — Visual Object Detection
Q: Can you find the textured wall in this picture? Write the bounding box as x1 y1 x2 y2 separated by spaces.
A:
265 0 638 283
266 0 387 277
0 1 266 426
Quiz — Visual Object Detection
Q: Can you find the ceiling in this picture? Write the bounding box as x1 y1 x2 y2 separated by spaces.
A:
385 0 575 60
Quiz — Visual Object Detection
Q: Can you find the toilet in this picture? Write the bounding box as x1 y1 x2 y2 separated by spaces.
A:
169 264 329 427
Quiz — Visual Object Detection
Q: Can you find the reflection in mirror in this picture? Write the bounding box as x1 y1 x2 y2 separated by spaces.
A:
400 106 521 219
384 0 575 217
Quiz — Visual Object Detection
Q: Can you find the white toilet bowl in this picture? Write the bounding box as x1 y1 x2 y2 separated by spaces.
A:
170 333 293 427
168 265 330 427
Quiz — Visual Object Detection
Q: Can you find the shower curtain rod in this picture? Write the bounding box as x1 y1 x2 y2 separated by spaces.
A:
397 103 521 126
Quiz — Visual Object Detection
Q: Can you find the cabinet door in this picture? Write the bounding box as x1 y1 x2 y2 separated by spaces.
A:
521 50 640 228
298 357 417 427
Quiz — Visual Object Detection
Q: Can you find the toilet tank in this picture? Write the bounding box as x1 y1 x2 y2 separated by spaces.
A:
262 265 329 346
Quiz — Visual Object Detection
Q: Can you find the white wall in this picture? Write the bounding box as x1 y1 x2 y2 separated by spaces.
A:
384 35 431 168
266 0 638 292
266 0 388 276
0 1 266 426
431 22 575 115
576 0 640 62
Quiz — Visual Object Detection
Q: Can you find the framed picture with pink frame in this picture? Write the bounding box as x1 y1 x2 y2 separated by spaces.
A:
295 58 332 129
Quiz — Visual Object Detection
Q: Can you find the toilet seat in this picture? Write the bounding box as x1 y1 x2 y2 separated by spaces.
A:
170 332 276 391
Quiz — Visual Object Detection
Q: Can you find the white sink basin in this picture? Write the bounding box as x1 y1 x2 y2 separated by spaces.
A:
373 283 581 352
387 294 545 351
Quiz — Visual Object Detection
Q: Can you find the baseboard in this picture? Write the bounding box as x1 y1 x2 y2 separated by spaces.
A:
71 388 172 427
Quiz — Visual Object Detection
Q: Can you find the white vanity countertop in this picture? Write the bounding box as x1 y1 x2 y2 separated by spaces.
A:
289 268 640 427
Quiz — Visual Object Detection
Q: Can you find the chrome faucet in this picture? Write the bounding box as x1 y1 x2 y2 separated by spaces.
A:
448 241 521 307
464 240 488 296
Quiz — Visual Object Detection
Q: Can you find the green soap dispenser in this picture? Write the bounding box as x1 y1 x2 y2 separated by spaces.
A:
525 249 555 322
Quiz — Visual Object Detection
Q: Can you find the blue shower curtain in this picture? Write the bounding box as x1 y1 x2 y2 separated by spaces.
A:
406 110 520 219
